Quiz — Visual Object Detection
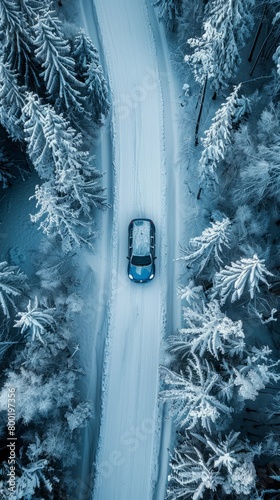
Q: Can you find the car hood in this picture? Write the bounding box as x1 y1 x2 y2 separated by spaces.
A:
130 264 153 281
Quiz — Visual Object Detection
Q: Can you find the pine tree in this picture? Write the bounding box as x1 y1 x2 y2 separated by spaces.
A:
177 217 231 273
23 92 55 179
0 367 76 424
160 355 232 432
0 62 26 140
167 430 260 499
33 10 85 114
153 0 182 31
185 0 255 92
233 105 280 206
0 0 42 87
1 457 53 499
65 402 94 432
73 29 100 76
84 61 110 124
199 85 243 185
14 296 56 345
169 300 245 361
233 346 280 400
0 261 27 318
73 30 110 124
30 181 93 252
214 253 273 304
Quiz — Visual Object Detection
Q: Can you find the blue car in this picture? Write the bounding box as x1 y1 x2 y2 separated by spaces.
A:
127 219 156 283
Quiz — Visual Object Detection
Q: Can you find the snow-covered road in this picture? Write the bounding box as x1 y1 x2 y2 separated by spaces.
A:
79 0 182 498
92 1 164 498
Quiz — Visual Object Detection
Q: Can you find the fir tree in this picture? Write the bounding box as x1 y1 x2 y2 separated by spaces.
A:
33 10 85 114
176 217 231 273
153 0 182 31
0 62 26 140
233 105 280 206
160 355 232 432
73 30 110 124
185 0 255 92
214 253 273 304
30 181 94 252
73 29 100 76
23 92 54 179
199 85 244 185
0 0 42 87
169 300 245 361
0 261 27 318
166 430 260 499
14 296 56 345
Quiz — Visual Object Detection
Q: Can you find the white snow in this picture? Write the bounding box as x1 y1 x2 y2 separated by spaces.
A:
77 0 184 499
132 220 151 257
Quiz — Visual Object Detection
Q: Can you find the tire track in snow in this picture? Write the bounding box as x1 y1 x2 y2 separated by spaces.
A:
91 0 166 499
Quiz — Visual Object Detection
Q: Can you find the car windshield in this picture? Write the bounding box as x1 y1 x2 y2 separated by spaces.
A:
131 255 152 266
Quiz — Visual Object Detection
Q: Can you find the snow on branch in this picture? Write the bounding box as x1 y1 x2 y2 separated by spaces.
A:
213 253 273 304
0 261 27 318
185 0 255 92
14 296 56 345
169 300 245 361
199 85 251 186
176 216 231 273
166 430 260 499
160 356 232 432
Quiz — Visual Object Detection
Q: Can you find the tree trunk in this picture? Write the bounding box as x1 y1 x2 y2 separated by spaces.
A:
195 77 207 146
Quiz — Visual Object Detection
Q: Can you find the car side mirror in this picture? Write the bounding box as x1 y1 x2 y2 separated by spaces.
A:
154 256 157 260
127 256 130 260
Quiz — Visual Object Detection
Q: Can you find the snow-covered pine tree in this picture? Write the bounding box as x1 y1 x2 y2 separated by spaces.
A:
14 296 56 345
166 441 221 500
0 261 27 318
30 181 93 251
0 366 76 424
177 279 204 307
185 0 255 92
73 30 110 124
65 402 94 432
84 61 110 124
1 457 52 499
214 253 273 304
199 85 243 185
176 216 231 273
169 299 245 361
23 92 55 179
73 29 100 76
42 104 107 212
0 62 26 140
166 430 260 499
233 345 280 401
153 0 182 31
160 355 232 432
33 11 85 114
0 0 43 88
233 104 280 206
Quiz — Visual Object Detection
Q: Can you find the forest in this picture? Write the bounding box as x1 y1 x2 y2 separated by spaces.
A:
0 0 109 497
157 0 280 499
1 0 280 499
